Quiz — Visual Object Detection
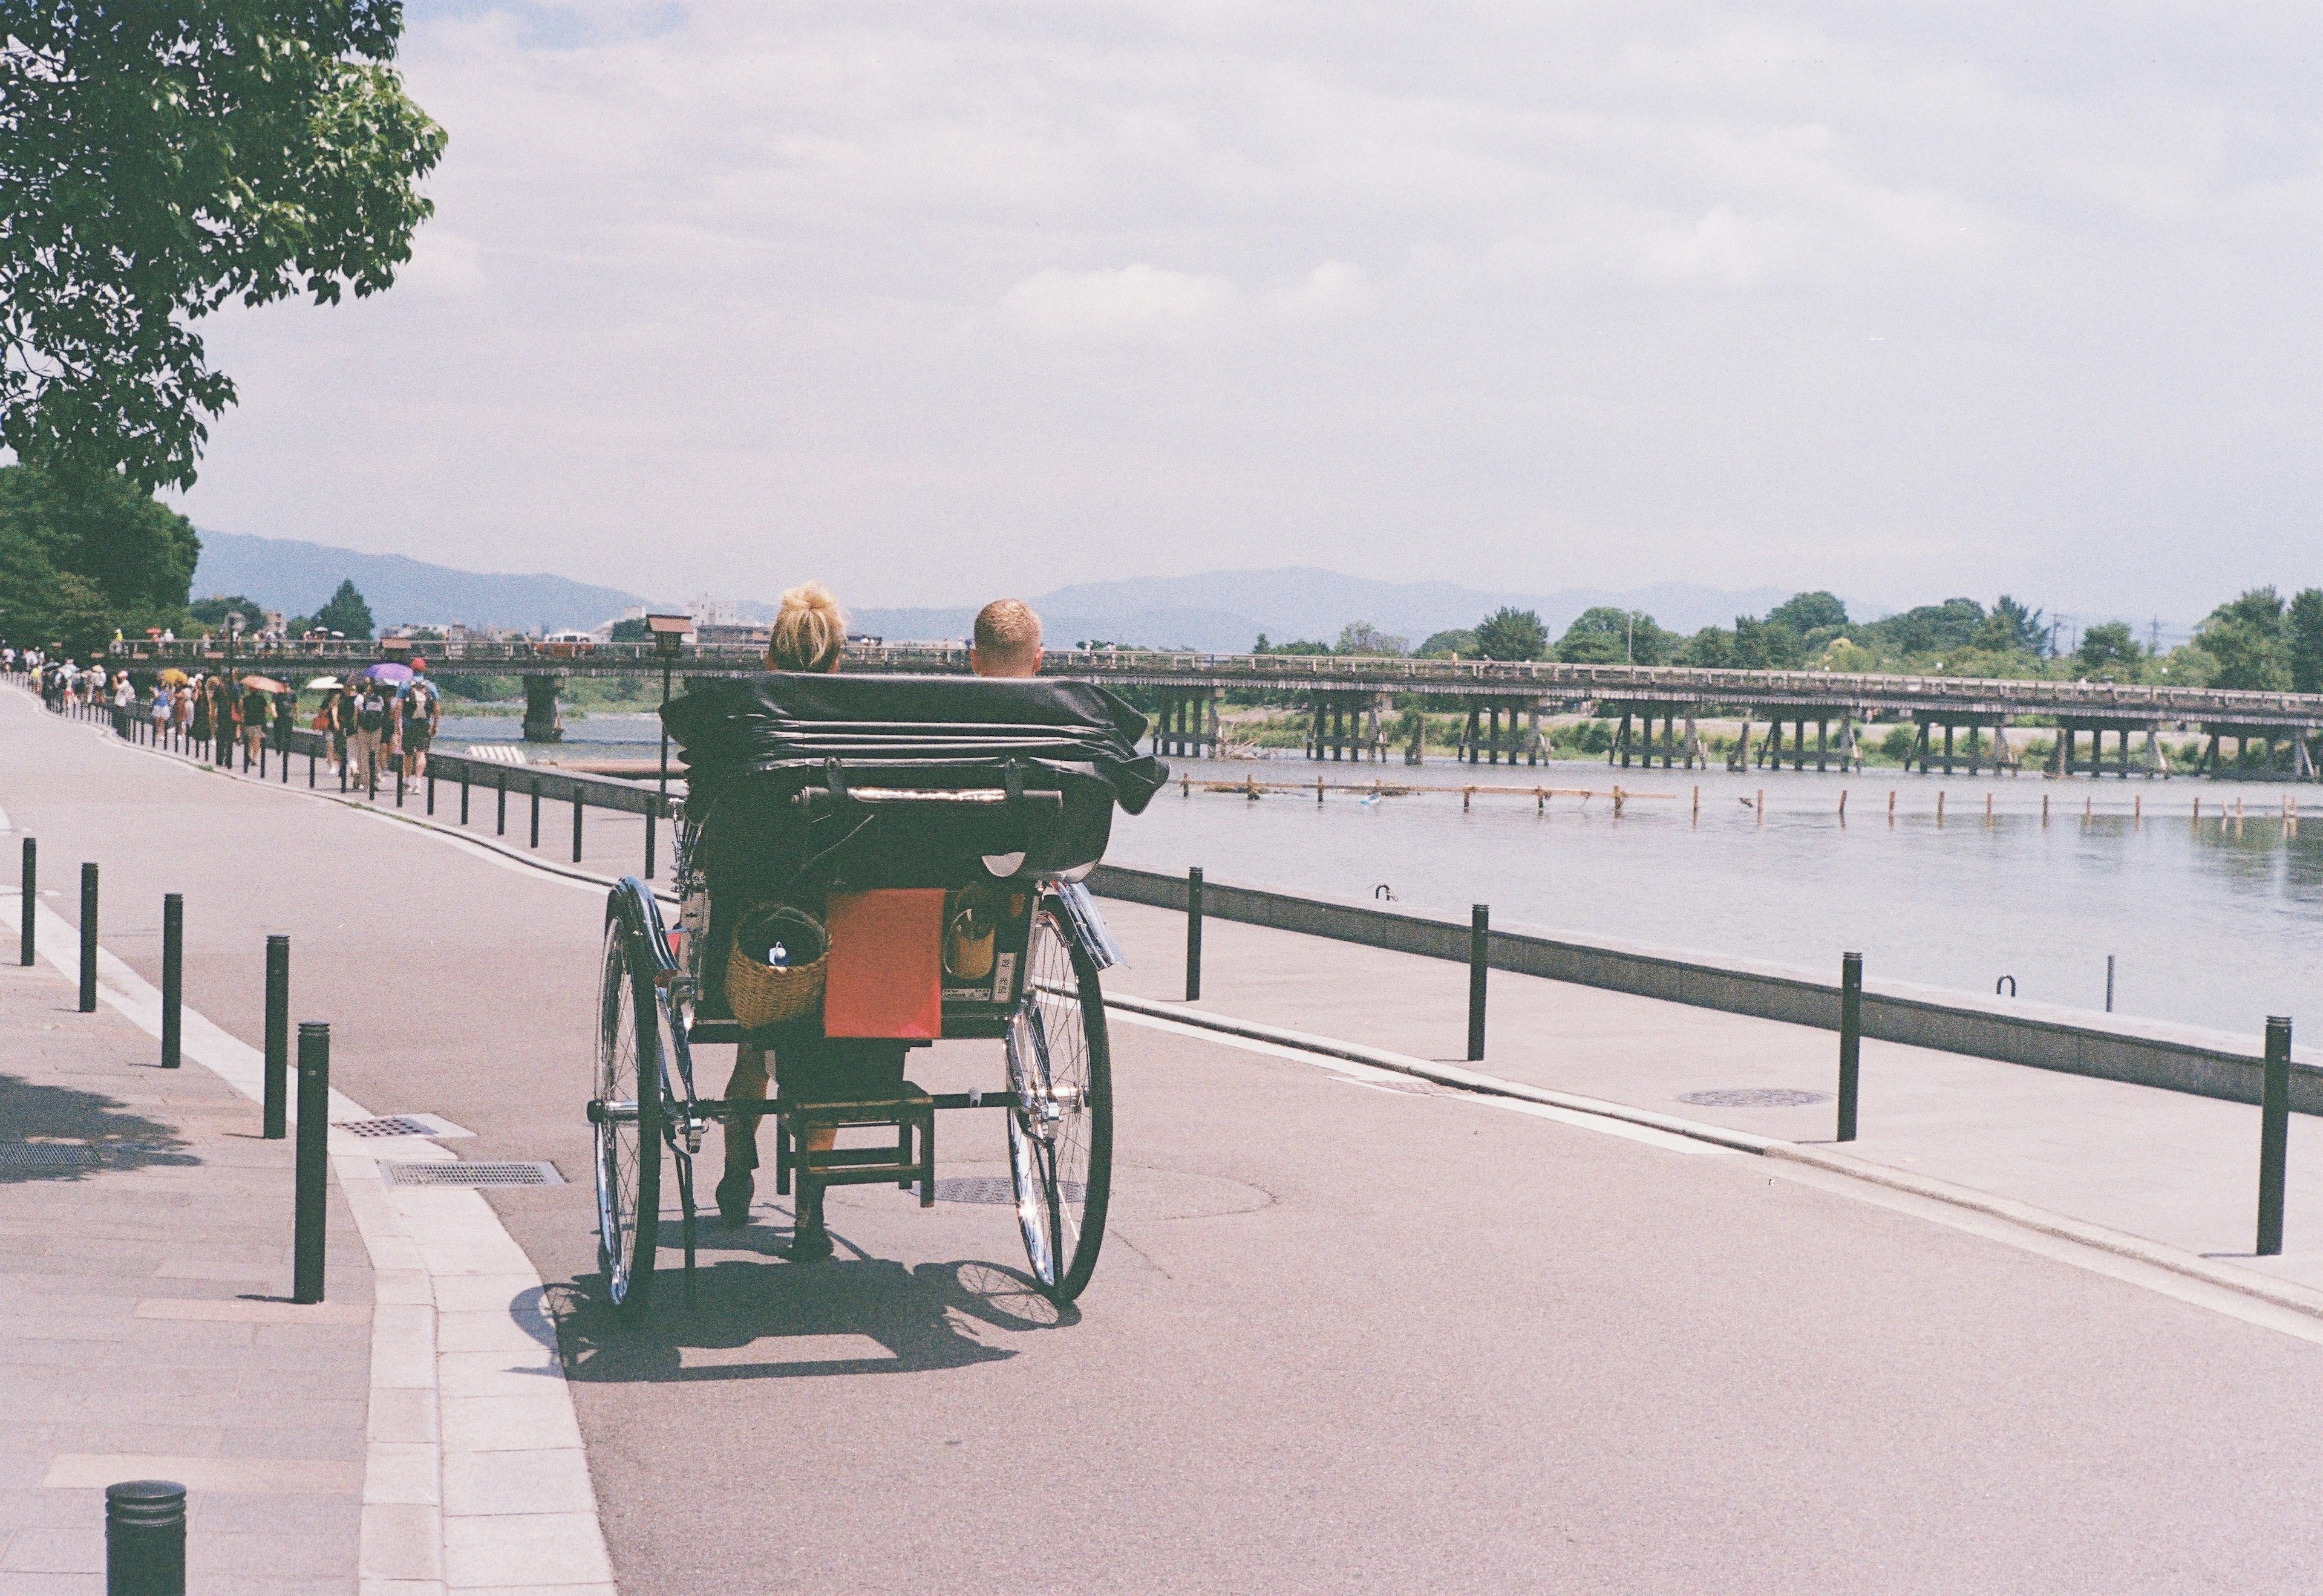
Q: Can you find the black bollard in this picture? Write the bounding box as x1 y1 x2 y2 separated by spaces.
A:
460 775 471 827
18 837 33 966
530 785 540 849
395 763 404 807
309 749 316 787
1184 867 1204 1001
1838 952 1863 1142
79 862 98 1013
572 795 584 864
497 773 508 835
160 895 181 1069
105 1478 186 1595
426 771 436 816
263 937 289 1140
644 797 656 879
2258 1015 2292 1256
293 1022 330 1304
1467 904 1489 1061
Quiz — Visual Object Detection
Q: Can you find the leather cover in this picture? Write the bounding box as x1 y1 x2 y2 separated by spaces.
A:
822 889 945 1039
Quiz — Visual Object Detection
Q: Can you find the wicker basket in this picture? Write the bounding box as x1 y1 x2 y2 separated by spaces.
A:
725 904 828 1029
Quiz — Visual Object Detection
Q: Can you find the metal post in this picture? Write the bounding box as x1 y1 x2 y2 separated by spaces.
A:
293 1022 330 1304
573 794 584 863
79 862 97 1013
395 763 404 807
1467 904 1489 1061
497 774 507 835
1838 951 1863 1141
644 796 657 879
461 775 470 826
426 772 436 816
18 837 32 966
264 936 289 1140
160 895 181 1069
1184 867 1204 1002
105 1478 186 1595
2105 954 2116 1013
2258 1015 2292 1256
309 749 316 787
530 784 541 848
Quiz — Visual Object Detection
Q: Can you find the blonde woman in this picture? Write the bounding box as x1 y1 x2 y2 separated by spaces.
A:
718 581 873 1257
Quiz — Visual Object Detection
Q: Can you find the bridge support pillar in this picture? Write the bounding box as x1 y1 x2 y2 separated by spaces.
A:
521 676 564 743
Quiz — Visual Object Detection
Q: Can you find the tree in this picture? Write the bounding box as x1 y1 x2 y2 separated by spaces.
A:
314 579 374 640
2195 587 2289 691
1556 606 1671 665
1973 595 2045 656
1472 607 1548 662
1864 598 1984 659
190 593 266 629
1769 591 1849 634
1335 620 1407 657
1732 615 1806 669
608 617 652 643
2289 588 2323 695
2074 621 2142 676
1679 625 1734 667
1416 628 1477 657
0 464 200 652
1 4 446 489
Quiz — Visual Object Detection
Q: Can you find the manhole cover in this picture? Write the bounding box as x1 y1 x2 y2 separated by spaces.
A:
1674 1088 1833 1108
0 1145 100 1168
334 1117 439 1139
931 1176 1086 1206
383 1161 563 1188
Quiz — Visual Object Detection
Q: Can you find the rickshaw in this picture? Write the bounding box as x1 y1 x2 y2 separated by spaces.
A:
588 673 1166 1311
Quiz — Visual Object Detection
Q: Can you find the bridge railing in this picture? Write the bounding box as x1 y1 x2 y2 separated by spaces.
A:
108 636 2323 723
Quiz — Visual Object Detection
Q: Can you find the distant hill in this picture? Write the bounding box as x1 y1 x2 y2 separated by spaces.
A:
191 529 644 633
192 532 1825 651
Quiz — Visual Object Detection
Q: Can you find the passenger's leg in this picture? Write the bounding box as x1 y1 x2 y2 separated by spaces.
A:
715 1041 769 1226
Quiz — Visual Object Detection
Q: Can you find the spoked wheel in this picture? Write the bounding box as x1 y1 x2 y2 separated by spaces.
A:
594 903 664 1314
1005 896 1114 1302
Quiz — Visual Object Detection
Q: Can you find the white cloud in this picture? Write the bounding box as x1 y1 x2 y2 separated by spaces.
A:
1005 264 1238 339
1274 261 1370 320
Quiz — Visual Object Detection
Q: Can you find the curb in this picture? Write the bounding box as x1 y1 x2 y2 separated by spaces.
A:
1109 989 2323 1324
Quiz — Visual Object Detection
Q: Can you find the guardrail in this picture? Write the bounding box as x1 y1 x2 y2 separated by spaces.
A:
1088 862 2323 1114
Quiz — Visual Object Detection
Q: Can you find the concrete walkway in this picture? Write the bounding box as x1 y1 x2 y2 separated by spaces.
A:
0 901 371 1592
1097 896 2323 1300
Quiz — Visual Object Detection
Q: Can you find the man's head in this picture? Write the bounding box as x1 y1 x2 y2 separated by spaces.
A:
970 599 1043 678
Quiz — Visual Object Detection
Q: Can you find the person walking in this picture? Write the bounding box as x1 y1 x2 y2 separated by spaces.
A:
330 683 357 781
149 679 171 741
172 680 195 743
239 677 273 766
350 675 390 791
401 667 439 780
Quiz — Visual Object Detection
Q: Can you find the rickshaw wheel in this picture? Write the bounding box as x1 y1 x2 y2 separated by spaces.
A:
1005 897 1114 1302
595 905 662 1314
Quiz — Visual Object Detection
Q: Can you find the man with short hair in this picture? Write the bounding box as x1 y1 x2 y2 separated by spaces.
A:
970 599 1043 678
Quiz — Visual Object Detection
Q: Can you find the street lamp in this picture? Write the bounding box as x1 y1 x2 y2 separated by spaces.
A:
645 614 693 810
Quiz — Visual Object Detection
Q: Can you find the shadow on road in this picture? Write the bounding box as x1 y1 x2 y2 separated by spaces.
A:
552 1245 1076 1383
0 1072 195 1181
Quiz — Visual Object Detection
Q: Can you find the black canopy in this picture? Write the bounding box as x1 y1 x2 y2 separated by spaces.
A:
662 673 1168 815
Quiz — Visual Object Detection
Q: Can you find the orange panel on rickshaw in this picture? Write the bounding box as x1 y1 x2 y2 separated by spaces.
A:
822 890 946 1038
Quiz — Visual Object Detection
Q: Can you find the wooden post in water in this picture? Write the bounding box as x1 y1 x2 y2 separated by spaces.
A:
1887 789 1896 826
2042 792 2050 826
1838 789 1848 823
1756 789 1764 826
1936 790 1946 826
1985 792 1993 826
1691 785 1700 824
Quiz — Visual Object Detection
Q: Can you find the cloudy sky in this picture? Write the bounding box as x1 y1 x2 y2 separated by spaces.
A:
167 1 2320 615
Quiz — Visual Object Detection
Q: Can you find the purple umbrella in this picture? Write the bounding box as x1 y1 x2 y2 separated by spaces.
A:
362 663 416 685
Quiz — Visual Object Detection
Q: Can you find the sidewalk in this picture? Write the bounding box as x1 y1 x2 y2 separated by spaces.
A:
0 922 372 1592
1097 897 2323 1301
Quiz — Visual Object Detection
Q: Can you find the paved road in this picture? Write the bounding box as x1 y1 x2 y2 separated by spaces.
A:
10 688 2323 1593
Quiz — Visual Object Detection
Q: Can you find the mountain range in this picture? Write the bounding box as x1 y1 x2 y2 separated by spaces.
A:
192 529 1810 651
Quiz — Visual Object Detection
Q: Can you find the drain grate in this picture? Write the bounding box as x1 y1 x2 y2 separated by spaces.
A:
0 1145 101 1168
334 1117 439 1139
1365 1078 1453 1096
383 1161 563 1188
933 1175 1085 1206
1675 1088 1833 1109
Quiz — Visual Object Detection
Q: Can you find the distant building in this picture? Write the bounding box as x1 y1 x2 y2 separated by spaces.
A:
690 594 743 630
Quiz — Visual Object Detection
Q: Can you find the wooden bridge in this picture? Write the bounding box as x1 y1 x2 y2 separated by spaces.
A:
111 637 2323 778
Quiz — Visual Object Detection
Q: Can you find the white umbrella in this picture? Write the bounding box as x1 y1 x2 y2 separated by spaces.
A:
304 676 342 691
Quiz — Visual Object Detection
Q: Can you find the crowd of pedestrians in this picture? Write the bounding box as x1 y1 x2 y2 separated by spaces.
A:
2 645 440 786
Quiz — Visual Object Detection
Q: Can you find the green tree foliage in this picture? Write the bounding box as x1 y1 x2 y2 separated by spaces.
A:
1680 625 1734 666
1769 591 1848 633
0 3 446 488
1472 606 1548 662
607 617 652 643
2289 588 2323 695
1416 628 1477 657
189 593 266 628
0 464 200 654
1732 614 1806 669
1973 595 2047 656
1335 620 1407 656
1555 606 1671 665
2194 587 2289 691
314 579 374 640
1862 598 1985 658
2074 621 2141 676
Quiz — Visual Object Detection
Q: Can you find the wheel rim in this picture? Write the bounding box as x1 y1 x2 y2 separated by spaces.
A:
1007 909 1098 1290
594 922 644 1304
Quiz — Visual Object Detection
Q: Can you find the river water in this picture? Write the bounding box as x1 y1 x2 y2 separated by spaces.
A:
445 714 2323 1035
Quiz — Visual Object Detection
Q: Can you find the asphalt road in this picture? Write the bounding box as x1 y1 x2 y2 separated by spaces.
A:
10 686 2323 1594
